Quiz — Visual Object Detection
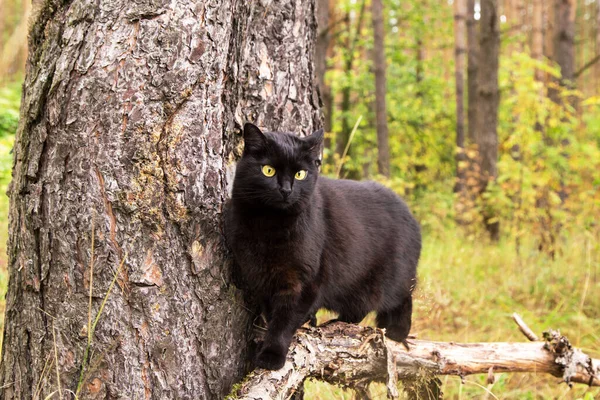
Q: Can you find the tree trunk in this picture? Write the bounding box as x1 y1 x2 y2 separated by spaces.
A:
551 0 576 106
545 0 555 65
371 0 390 178
336 11 353 166
0 0 320 399
466 0 479 145
335 0 366 180
596 0 600 90
315 0 333 135
532 0 544 83
454 0 467 194
475 0 500 240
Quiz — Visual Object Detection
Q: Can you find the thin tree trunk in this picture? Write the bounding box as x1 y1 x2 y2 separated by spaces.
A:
454 0 467 194
316 0 333 136
410 19 428 193
467 0 479 145
532 0 544 83
544 0 555 87
336 12 354 165
0 0 320 399
596 0 600 90
336 0 366 179
372 0 390 177
551 0 576 106
475 0 500 240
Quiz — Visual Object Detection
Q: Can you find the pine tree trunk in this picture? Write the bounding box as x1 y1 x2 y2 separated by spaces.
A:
466 0 479 145
0 0 319 399
551 0 576 105
545 0 555 60
316 0 333 135
454 0 467 193
596 0 600 90
475 0 500 240
532 0 544 84
335 1 366 179
371 0 390 177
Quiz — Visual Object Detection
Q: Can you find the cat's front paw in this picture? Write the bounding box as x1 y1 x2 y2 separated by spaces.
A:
255 345 287 370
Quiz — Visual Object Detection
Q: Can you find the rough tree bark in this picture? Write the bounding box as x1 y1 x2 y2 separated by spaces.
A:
474 0 500 240
371 0 390 178
0 0 320 399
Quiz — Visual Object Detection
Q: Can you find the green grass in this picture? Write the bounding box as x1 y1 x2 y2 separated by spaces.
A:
415 230 599 399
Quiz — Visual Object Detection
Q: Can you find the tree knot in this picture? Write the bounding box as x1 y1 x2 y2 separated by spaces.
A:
543 329 594 387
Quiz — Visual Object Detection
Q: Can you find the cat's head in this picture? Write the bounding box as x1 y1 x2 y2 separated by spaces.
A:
232 123 324 212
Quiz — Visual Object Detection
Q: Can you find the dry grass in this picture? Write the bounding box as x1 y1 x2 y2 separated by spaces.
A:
306 229 600 399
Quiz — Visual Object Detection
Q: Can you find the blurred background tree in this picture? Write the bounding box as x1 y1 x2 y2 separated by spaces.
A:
0 0 31 83
1 0 599 398
312 0 599 254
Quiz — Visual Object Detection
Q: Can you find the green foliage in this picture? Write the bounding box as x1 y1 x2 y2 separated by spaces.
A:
316 1 600 395
487 51 600 250
0 82 20 138
0 81 17 350
323 0 600 247
323 0 457 233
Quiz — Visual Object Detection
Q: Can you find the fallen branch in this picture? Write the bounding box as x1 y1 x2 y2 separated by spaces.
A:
229 316 600 400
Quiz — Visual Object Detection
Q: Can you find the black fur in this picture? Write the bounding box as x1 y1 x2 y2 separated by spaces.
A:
224 123 421 370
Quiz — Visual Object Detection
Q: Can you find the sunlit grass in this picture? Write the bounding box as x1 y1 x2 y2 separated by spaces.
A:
415 229 599 399
306 229 600 399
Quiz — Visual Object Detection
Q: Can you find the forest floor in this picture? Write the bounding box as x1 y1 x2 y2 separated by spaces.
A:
306 230 600 399
0 83 598 399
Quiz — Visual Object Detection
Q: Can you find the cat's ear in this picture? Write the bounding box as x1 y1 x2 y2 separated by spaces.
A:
243 123 267 153
304 128 324 156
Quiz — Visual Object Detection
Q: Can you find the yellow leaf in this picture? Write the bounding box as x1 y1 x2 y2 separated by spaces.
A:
549 191 562 205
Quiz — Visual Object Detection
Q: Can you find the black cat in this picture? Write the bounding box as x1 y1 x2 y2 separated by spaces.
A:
224 123 421 370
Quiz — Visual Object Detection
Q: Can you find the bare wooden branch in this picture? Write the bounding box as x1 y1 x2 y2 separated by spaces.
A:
230 322 600 400
574 54 600 79
512 313 539 341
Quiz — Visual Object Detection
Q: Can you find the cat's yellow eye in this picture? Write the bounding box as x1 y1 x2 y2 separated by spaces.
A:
262 165 276 177
295 170 307 180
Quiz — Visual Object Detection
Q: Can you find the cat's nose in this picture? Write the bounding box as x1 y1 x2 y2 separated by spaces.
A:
279 188 292 199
